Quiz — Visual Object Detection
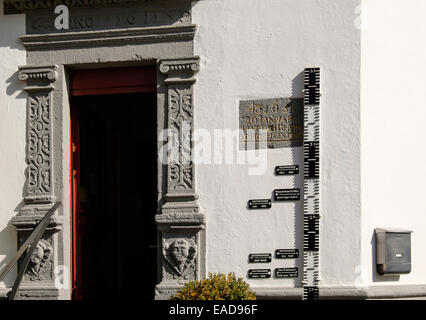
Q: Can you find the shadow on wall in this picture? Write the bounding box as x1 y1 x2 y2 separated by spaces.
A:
0 221 17 287
291 72 304 287
262 72 304 286
0 118 26 288
0 1 25 50
1 0 26 98
0 0 26 288
371 232 400 282
290 146 304 288
291 71 304 98
5 71 26 99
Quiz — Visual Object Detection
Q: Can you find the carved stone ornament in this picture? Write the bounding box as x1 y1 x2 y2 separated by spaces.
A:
159 57 200 203
168 87 193 191
163 238 197 280
18 67 58 82
159 58 200 75
24 239 53 281
26 94 52 196
14 64 59 292
17 65 58 204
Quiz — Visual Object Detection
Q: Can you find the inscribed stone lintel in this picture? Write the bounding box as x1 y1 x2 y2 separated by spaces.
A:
5 0 194 18
239 97 304 150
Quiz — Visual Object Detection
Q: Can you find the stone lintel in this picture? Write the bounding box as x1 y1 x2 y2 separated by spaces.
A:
19 25 197 51
4 0 194 15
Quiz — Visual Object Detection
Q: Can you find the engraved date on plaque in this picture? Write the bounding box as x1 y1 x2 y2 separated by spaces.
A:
239 98 303 150
275 268 298 278
248 269 271 279
275 249 299 259
275 165 299 175
273 189 300 201
249 253 272 263
248 199 272 209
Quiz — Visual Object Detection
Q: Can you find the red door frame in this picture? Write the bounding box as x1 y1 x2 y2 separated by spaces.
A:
70 66 156 299
70 106 81 299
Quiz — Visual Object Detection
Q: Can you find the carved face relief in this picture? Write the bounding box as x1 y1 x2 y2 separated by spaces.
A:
29 246 44 266
26 239 53 281
171 239 190 267
163 238 197 279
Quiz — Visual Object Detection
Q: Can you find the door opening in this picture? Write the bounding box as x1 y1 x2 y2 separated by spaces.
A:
70 74 157 299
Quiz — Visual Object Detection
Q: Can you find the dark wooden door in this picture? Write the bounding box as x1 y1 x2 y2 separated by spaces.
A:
70 66 157 300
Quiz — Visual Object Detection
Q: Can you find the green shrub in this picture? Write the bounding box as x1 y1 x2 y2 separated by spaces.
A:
171 272 256 300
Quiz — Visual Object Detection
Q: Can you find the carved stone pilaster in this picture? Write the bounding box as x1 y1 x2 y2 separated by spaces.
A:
11 65 61 299
18 65 58 205
155 57 205 299
159 57 200 210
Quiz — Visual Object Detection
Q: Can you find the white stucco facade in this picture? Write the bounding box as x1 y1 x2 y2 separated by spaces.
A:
192 0 361 289
0 0 425 299
0 0 26 289
361 0 426 286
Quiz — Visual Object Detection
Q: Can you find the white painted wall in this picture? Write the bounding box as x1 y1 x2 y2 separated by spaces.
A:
361 0 426 286
193 0 361 288
0 0 26 288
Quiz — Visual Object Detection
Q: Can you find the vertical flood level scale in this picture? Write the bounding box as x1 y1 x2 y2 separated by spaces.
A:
302 67 320 300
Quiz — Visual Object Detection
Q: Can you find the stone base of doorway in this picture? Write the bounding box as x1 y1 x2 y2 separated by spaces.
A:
0 288 11 300
2 285 425 300
155 282 188 300
0 284 59 300
252 285 426 300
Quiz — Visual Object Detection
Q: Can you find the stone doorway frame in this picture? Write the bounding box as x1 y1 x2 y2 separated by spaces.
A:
8 0 205 300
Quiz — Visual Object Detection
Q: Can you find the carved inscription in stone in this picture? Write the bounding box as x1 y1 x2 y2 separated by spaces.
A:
163 238 197 281
26 94 52 196
239 98 303 150
5 0 144 14
26 4 192 34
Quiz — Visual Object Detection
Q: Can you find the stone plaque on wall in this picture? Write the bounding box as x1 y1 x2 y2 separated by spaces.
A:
239 98 303 150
